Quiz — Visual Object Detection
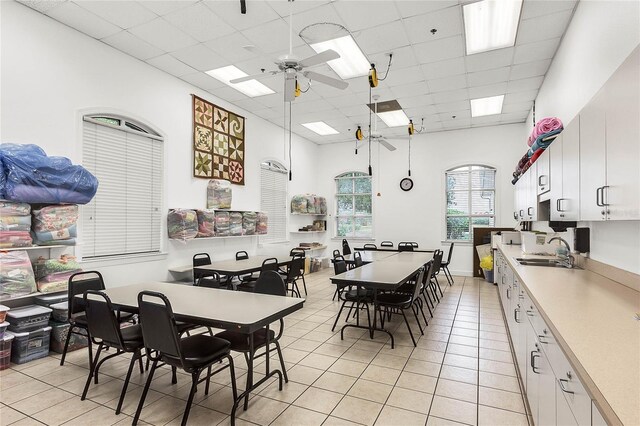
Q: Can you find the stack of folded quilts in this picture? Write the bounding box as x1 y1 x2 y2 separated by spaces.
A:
31 205 78 246
229 212 243 236
167 209 198 240
196 209 216 238
32 255 82 293
0 251 37 299
0 201 32 248
214 211 230 236
242 212 257 235
256 212 268 235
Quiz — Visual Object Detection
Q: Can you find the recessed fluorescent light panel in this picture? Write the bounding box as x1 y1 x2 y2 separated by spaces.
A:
309 35 370 79
463 0 523 55
470 95 505 117
377 110 410 127
301 121 339 135
206 65 274 97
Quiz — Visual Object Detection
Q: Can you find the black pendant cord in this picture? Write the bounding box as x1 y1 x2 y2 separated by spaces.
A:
532 100 536 127
368 85 372 176
408 135 411 177
288 101 292 181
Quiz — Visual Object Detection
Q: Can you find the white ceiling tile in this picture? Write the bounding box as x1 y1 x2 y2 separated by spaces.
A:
17 0 67 14
287 3 346 36
502 101 533 114
402 6 462 44
517 9 574 45
180 72 226 90
172 43 230 71
268 0 328 17
209 86 250 102
255 93 285 108
355 20 410 57
467 67 510 87
164 3 235 42
325 94 363 108
128 17 198 51
333 1 400 32
513 38 560 64
242 19 305 55
398 94 433 108
439 110 471 121
369 46 418 71
425 121 443 131
509 59 551 80
521 0 576 20
435 99 470 113
314 81 354 99
138 1 197 16
205 0 281 31
390 83 426 99
291 98 335 114
431 88 469 104
204 31 258 64
101 31 165 60
465 48 514 72
421 57 466 79
442 118 470 129
468 82 508 99
413 35 465 64
146 54 198 76
76 1 157 29
252 107 283 120
377 66 425 87
404 105 439 118
504 89 538 104
46 1 121 39
339 104 370 117
500 110 530 122
507 76 544 93
471 115 502 126
395 0 458 18
428 74 467 93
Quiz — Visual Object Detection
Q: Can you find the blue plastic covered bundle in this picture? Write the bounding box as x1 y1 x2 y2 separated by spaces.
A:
0 143 98 204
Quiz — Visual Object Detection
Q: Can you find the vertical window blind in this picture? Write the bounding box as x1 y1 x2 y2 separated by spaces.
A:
82 117 163 259
260 162 288 244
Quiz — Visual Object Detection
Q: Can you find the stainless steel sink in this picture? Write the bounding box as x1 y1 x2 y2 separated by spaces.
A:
514 257 581 269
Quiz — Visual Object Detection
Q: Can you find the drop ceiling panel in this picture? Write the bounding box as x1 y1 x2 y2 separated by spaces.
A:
205 0 281 31
390 83 428 99
369 46 418 71
510 59 552 80
521 0 577 20
78 1 157 29
172 43 229 71
146 54 198 77
507 76 545 93
413 36 465 64
465 48 515 72
468 82 508 99
17 0 66 14
242 19 305 55
355 20 410 56
421 57 466 79
467 67 511 87
402 6 462 44
180 72 227 91
332 1 400 32
395 0 458 19
435 99 470 113
397 94 433 109
101 31 165 61
46 2 121 39
517 9 574 45
378 66 425 87
502 101 534 114
427 74 468 93
432 88 469 104
137 1 196 16
164 3 236 42
204 31 258 64
128 17 198 52
504 89 539 104
286 3 346 36
267 1 328 18
513 38 561 63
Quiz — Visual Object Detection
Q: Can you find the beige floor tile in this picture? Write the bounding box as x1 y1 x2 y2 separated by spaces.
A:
327 359 368 378
258 380 308 403
435 378 478 403
377 344 413 358
385 387 432 414
104 386 164 417
446 343 478 358
375 405 427 426
410 348 445 364
165 405 227 426
347 379 392 404
0 405 26 426
422 331 450 343
478 386 525 413
331 396 383 426
341 348 376 364
17 358 64 376
325 335 358 348
298 353 338 370
1 379 52 405
237 395 289 424
478 339 511 352
416 339 448 353
352 340 384 353
448 335 479 347
37 365 89 387
322 416 364 426
313 343 350 358
478 371 520 393
451 328 479 338
478 359 516 377
403 359 441 378
293 386 343 414
137 395 187 425
313 371 357 394
280 347 312 364
32 397 98 426
479 331 508 342
360 365 401 386
0 371 33 391
63 405 129 426
272 405 328 426
443 353 478 370
429 395 477 425
370 353 407 371
395 371 437 394
478 405 528 426
11 388 75 416
287 339 322 352
287 364 325 385
479 348 513 363
426 415 467 426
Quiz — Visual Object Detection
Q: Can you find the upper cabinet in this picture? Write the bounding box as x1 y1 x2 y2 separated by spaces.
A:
536 148 551 198
550 118 580 221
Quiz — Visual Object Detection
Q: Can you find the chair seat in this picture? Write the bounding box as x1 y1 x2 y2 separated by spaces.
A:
120 324 145 350
214 329 275 352
162 334 231 370
118 311 136 322
176 321 199 334
376 293 412 306
70 314 88 326
342 288 373 302
440 260 449 267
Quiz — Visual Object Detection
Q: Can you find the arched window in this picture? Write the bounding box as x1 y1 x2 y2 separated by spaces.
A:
82 114 163 259
335 172 372 238
260 160 288 244
445 165 496 241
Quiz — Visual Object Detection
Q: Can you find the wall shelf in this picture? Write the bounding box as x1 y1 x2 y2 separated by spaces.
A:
1 290 66 303
295 245 327 251
291 213 326 216
169 235 261 242
290 231 326 234
1 245 70 251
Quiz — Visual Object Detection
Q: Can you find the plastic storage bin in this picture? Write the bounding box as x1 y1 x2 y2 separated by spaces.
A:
6 305 52 333
49 321 87 354
0 333 14 370
34 293 67 308
8 326 51 364
0 322 9 339
50 302 68 323
0 305 9 322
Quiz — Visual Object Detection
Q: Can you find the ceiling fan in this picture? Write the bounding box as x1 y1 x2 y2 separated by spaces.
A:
229 1 348 102
354 95 405 152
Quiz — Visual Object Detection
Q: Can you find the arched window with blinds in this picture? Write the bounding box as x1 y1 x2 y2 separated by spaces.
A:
260 160 288 244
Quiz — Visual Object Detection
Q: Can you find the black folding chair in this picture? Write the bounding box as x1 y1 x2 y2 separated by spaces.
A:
331 258 373 333
342 239 351 255
238 257 278 292
282 254 306 297
440 243 455 285
398 242 415 252
353 251 364 268
192 253 211 285
380 241 394 248
363 243 377 250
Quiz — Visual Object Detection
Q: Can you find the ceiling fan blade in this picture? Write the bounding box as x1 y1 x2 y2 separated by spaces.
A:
378 138 397 151
299 49 340 68
242 44 263 55
284 75 296 102
303 70 348 90
230 71 279 84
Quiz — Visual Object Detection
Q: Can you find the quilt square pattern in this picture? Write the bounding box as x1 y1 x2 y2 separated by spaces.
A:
192 95 245 185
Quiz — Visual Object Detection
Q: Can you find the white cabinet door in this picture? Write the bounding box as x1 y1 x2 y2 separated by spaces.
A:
579 89 607 221
592 402 608 426
537 148 551 197
561 117 581 221
526 322 540 424
515 177 527 221
549 135 564 221
605 47 640 220
526 165 538 221
557 384 579 426
538 346 557 426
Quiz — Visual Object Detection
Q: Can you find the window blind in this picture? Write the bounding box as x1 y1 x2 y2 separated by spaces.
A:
260 163 287 244
82 119 163 258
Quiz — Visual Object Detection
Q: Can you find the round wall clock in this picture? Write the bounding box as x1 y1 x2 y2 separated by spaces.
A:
400 177 414 191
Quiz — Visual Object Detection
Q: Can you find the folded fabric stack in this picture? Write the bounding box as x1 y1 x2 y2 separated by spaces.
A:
32 205 78 246
291 194 308 213
207 179 232 209
527 128 563 157
512 117 564 184
196 209 216 238
0 143 98 204
306 194 317 214
214 211 230 236
527 117 563 147
318 197 328 215
291 194 327 214
229 212 243 236
256 212 268 235
0 201 32 248
32 255 82 293
0 251 37 299
167 209 198 240
242 212 257 235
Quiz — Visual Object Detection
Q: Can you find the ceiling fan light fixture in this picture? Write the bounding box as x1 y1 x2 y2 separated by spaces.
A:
206 65 275 97
301 121 339 135
463 0 523 55
309 35 370 79
470 94 505 117
377 110 410 127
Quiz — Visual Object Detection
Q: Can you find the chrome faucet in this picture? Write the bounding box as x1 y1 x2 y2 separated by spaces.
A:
548 237 575 269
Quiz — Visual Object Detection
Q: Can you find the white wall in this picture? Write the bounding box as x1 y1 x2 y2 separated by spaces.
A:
317 123 527 276
0 1 320 286
527 0 640 274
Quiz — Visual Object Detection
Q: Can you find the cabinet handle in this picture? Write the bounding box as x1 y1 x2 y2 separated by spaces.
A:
538 334 548 344
527 207 534 215
538 175 547 187
596 187 602 207
557 198 566 212
530 350 540 374
514 308 521 323
506 288 511 299
513 212 518 220
559 379 574 394
556 199 561 212
526 309 535 316
602 185 610 206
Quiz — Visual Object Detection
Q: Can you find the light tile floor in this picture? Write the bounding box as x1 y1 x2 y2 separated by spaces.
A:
0 269 530 426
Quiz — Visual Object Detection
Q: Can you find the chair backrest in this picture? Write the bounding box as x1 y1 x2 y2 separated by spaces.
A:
363 244 377 250
332 249 341 259
411 242 419 248
380 241 393 247
354 251 364 267
261 257 280 273
83 290 124 348
446 242 454 263
192 253 211 268
410 268 426 301
137 291 182 360
432 250 444 275
254 271 287 296
68 271 106 317
342 239 351 255
196 272 221 288
236 251 249 261
398 242 414 252
333 258 347 275
290 248 306 257
287 255 305 280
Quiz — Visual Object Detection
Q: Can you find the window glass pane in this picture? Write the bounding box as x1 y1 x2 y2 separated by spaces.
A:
354 217 372 238
447 191 469 215
354 195 371 215
472 217 495 227
337 217 354 237
337 195 354 215
336 178 353 194
94 117 120 126
446 217 470 241
471 169 495 189
471 190 494 215
446 172 469 190
354 178 371 194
